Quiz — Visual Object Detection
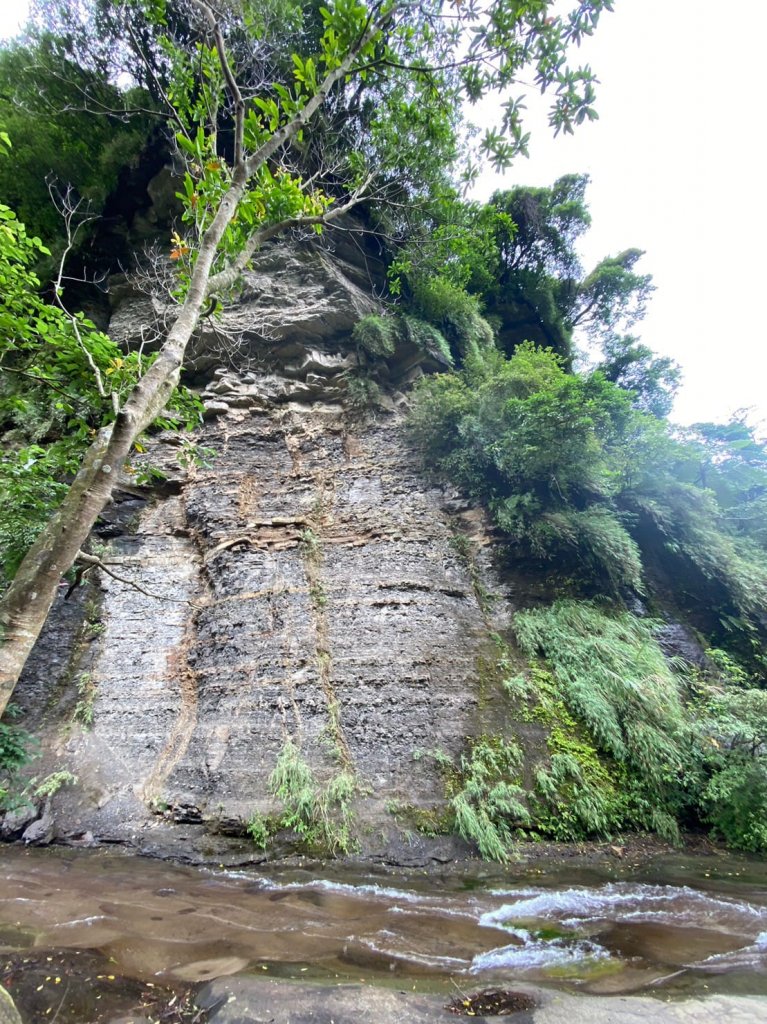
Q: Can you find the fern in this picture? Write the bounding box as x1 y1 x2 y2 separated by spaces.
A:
450 737 530 862
352 314 398 357
514 600 689 824
402 315 453 366
268 740 357 854
269 739 317 834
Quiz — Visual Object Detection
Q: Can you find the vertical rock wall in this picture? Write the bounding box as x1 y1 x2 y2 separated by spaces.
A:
11 242 524 863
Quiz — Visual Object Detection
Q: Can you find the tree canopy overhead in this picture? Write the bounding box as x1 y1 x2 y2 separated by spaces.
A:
481 174 654 358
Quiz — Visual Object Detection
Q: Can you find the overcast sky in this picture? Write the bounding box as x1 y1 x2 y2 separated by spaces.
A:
2 0 765 427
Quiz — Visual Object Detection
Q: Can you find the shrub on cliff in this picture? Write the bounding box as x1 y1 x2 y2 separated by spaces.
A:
409 341 767 667
409 343 646 593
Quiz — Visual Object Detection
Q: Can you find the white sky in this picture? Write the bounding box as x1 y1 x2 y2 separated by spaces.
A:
472 0 767 427
0 3 26 40
2 0 765 427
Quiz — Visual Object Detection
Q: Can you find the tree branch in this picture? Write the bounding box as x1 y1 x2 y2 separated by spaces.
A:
243 8 393 179
189 0 246 169
205 176 374 297
74 552 200 606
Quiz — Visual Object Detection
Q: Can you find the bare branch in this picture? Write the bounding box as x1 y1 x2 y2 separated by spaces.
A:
74 551 201 606
123 17 191 139
188 0 246 169
47 182 121 416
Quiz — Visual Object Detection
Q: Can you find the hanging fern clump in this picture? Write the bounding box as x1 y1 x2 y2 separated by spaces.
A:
352 314 399 357
513 600 690 831
450 736 530 862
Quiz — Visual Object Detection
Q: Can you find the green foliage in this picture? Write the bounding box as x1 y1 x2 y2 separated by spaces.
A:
680 415 767 550
514 602 688 799
597 333 681 418
246 811 271 849
464 176 653 361
519 507 643 596
0 721 32 775
0 37 153 256
299 526 321 559
270 737 316 832
345 373 381 413
409 338 767 665
491 173 591 281
701 761 767 853
409 277 493 363
409 343 645 593
72 673 97 727
0 192 139 580
691 673 767 852
0 715 35 811
512 600 702 843
450 736 530 863
0 134 202 584
497 600 767 851
176 440 217 472
352 314 398 357
390 200 505 297
352 311 454 370
35 1 616 178
506 667 625 840
32 769 77 798
401 317 454 366
573 249 654 339
268 738 357 855
704 647 754 687
626 482 767 659
34 0 617 312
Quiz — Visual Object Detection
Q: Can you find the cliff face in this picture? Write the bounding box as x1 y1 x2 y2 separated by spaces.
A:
10 238 534 864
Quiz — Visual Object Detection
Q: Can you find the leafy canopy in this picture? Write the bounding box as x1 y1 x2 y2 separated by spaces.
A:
0 36 154 257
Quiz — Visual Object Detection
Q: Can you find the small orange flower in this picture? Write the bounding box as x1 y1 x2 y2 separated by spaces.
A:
170 230 190 260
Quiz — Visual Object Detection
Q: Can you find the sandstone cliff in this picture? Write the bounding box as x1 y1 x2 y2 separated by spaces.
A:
8 236 541 864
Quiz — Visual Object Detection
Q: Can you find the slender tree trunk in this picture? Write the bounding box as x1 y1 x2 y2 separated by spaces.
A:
0 176 246 715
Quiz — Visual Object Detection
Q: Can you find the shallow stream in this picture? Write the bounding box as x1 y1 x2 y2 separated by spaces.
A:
2 846 767 1019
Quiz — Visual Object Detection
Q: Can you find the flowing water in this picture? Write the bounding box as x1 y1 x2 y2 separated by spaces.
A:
1 845 767 1018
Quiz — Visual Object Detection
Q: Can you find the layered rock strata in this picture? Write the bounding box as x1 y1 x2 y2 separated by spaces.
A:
9 242 520 863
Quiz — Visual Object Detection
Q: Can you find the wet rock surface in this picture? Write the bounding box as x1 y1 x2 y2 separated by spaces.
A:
199 977 767 1024
199 977 536 1024
0 804 39 841
20 800 54 847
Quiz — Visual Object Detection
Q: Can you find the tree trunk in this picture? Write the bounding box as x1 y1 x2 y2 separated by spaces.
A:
0 177 246 715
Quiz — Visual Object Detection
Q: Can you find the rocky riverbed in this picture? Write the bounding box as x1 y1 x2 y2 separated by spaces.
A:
1 846 767 1023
